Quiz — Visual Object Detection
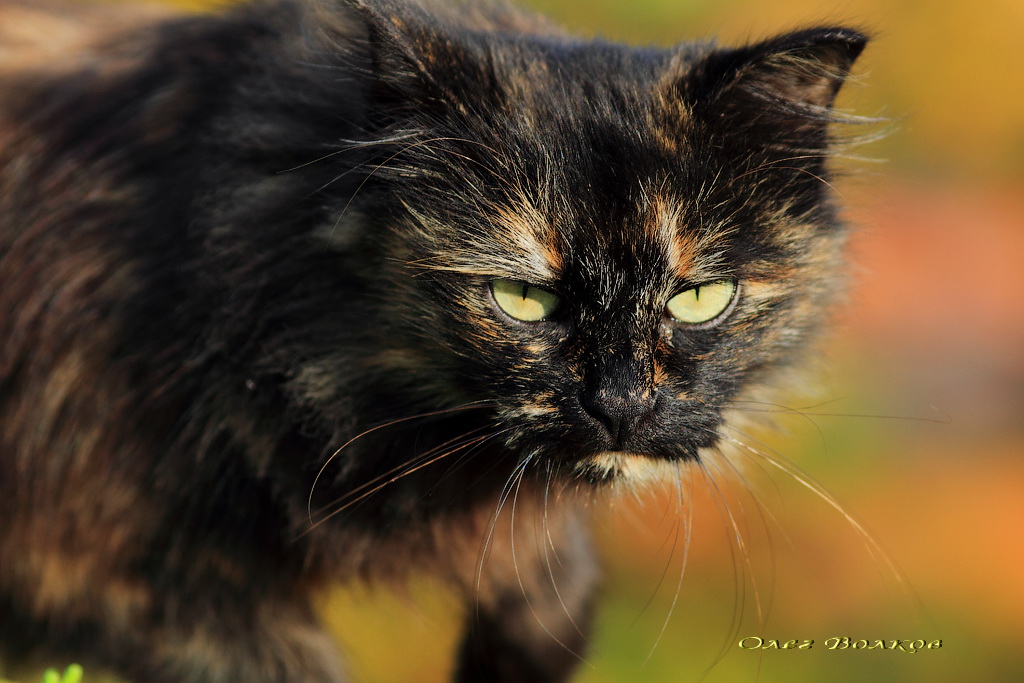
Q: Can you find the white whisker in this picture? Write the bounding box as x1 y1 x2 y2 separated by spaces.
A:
721 431 910 590
642 461 693 664
307 400 494 523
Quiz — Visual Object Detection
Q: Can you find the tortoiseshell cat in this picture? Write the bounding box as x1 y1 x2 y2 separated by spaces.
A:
0 0 869 680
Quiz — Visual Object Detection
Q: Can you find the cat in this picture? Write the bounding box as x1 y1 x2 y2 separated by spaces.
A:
0 0 869 680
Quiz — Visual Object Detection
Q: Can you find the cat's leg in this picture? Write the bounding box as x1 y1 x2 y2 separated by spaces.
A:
451 498 598 683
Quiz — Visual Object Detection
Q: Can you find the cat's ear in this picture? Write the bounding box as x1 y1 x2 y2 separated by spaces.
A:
673 27 868 145
321 0 471 113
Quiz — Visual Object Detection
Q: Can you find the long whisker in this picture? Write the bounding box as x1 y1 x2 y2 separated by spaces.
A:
733 153 834 182
508 457 589 666
307 400 494 522
720 428 910 591
628 477 684 629
727 398 951 424
642 461 694 665
711 442 783 635
539 463 591 645
308 422 496 523
422 426 517 496
692 453 765 679
708 438 784 613
274 130 427 174
300 430 498 537
722 424 937 641
475 456 533 607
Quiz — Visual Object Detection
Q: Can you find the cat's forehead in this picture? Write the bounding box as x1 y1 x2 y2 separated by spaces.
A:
398 36 800 292
409 124 747 291
478 47 735 283
478 182 735 293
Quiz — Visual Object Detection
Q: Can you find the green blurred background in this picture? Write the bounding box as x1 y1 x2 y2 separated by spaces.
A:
20 0 1024 681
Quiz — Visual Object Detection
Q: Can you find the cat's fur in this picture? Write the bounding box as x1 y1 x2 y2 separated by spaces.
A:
0 0 867 680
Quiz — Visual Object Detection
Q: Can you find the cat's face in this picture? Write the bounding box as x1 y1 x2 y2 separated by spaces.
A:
344 13 864 480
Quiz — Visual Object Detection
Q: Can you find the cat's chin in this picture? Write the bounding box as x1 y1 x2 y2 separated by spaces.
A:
573 450 686 486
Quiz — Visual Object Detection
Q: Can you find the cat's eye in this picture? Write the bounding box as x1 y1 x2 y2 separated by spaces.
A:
490 278 560 322
665 280 737 324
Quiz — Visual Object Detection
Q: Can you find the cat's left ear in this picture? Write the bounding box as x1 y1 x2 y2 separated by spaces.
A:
672 27 868 143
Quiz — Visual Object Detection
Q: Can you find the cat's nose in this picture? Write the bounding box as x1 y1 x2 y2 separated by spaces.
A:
581 389 657 447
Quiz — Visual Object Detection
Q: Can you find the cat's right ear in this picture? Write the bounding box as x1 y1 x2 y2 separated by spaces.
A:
666 27 869 148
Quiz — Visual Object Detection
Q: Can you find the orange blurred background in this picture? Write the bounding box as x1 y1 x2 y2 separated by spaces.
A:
14 0 1024 681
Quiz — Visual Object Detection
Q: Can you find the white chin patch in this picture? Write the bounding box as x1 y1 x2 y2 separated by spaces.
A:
581 451 682 485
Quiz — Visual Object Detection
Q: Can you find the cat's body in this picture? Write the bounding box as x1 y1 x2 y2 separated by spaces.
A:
0 0 866 680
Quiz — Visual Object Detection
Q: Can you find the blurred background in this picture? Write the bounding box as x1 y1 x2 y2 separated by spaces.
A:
16 0 1024 681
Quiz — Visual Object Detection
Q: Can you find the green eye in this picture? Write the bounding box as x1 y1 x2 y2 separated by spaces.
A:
666 280 736 324
491 278 560 322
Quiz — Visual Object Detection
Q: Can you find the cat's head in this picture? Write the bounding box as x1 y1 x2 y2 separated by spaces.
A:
315 1 868 482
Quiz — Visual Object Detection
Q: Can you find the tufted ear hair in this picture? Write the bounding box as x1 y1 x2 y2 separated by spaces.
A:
673 27 869 148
